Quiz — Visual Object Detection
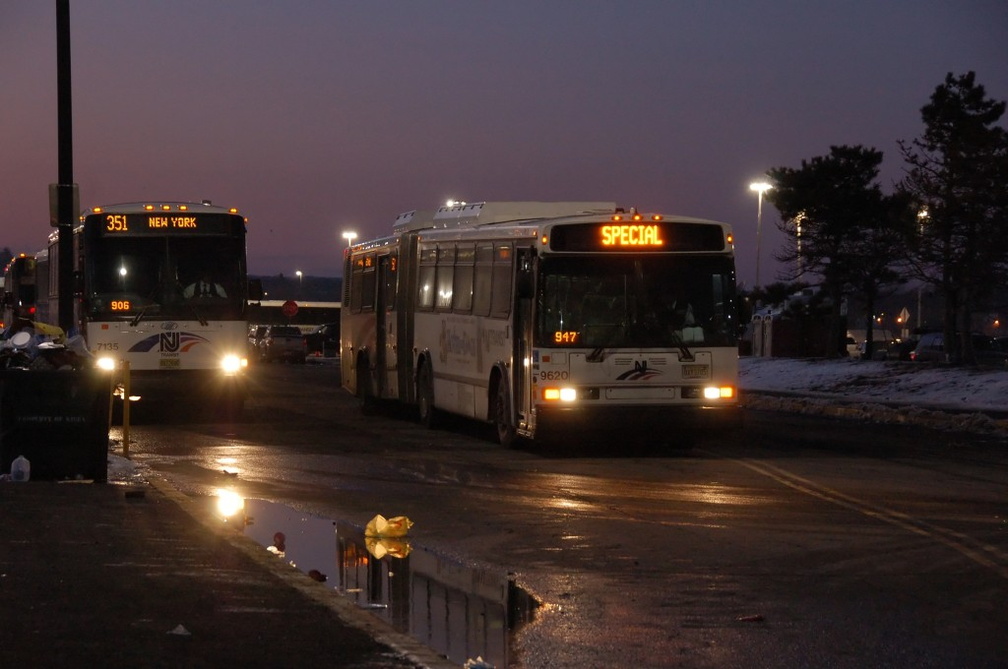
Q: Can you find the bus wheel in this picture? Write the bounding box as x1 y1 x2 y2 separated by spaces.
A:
417 362 438 429
223 394 245 423
494 378 517 447
356 355 376 415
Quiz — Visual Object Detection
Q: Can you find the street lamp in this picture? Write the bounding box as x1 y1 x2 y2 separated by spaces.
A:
916 208 929 328
749 181 772 288
342 231 358 247
792 211 806 282
295 270 303 297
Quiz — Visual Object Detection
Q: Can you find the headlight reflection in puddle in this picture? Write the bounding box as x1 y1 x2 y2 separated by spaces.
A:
216 488 245 519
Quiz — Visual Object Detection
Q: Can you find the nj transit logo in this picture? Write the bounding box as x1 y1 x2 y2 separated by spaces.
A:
128 332 211 353
615 360 662 381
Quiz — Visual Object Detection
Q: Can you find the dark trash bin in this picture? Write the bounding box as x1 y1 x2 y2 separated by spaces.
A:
1 368 113 482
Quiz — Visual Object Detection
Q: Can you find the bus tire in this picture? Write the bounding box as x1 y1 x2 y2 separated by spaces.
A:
223 394 245 423
356 353 376 415
417 361 438 429
494 376 517 448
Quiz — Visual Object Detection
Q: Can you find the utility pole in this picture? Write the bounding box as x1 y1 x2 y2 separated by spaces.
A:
55 0 77 333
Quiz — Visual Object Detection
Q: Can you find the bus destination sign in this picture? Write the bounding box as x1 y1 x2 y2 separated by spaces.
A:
600 224 663 247
90 212 240 236
548 222 726 253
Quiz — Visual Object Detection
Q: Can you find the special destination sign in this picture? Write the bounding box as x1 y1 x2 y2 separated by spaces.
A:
547 222 727 253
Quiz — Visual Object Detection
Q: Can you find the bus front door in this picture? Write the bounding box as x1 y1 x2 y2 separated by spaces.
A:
513 249 535 433
376 254 396 399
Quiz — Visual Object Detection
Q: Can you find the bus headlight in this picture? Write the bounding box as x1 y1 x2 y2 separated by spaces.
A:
543 387 577 402
703 386 735 400
221 355 245 374
96 356 117 371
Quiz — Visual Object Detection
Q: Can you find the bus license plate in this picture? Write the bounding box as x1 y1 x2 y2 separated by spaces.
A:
681 364 710 379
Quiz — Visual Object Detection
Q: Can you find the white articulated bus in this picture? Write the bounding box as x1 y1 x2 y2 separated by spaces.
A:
37 201 257 415
341 201 740 447
1 252 38 329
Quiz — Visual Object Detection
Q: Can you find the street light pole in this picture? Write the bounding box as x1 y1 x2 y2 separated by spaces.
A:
55 0 76 333
916 208 928 329
749 181 772 288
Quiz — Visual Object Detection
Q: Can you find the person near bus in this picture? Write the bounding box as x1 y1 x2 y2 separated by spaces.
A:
184 271 227 299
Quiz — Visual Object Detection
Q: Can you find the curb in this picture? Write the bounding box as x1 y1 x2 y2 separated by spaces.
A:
144 474 457 669
742 390 1008 436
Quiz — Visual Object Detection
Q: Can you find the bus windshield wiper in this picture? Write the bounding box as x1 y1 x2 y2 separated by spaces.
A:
670 330 694 362
130 305 152 327
586 322 624 362
187 303 208 326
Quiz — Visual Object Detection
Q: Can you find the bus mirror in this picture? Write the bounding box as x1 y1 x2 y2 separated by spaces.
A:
516 271 534 298
516 253 535 298
248 278 263 301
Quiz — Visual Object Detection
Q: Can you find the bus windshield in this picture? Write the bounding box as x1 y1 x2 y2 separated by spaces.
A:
86 236 244 321
536 256 737 348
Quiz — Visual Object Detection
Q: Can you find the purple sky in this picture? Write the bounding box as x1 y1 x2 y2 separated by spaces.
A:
2 1 1006 285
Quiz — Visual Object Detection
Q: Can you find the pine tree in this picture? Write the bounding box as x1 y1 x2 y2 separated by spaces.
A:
899 72 1008 364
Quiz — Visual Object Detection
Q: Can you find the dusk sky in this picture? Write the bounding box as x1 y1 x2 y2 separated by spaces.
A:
3 1 1006 286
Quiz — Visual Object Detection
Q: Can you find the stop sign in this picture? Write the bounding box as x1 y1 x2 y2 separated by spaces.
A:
281 300 299 318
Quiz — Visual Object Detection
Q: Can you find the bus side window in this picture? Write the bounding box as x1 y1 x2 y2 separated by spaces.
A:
350 254 365 313
490 243 512 318
382 253 397 311
360 253 376 312
472 243 494 317
453 244 475 314
417 245 437 311
435 245 455 311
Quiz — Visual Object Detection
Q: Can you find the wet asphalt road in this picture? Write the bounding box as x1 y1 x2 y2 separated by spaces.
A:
119 361 1008 668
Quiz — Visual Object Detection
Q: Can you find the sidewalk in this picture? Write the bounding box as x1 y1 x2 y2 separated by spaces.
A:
0 470 453 669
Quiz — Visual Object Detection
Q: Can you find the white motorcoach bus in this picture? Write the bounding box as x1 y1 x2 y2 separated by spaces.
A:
37 201 257 415
341 201 739 446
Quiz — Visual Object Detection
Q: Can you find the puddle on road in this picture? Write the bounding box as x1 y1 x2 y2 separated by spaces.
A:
212 494 538 667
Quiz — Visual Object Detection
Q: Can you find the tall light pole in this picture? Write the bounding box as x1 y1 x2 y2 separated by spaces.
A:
295 270 303 295
342 231 358 248
749 181 772 288
55 0 76 332
793 211 806 282
916 208 928 329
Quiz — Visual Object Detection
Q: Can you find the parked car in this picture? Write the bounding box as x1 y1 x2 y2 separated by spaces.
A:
844 336 860 358
304 322 339 357
258 324 307 363
248 324 268 347
887 338 918 361
911 332 1008 366
911 332 947 362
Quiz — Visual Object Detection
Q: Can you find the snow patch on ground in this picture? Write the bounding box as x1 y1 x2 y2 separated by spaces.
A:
739 357 1008 436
